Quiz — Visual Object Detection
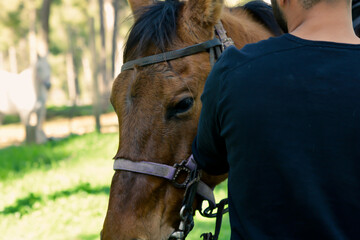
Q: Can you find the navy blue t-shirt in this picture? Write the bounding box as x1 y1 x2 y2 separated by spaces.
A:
192 34 360 239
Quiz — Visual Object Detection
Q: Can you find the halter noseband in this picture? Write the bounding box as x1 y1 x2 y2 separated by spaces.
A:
113 156 216 204
114 155 217 239
114 21 233 240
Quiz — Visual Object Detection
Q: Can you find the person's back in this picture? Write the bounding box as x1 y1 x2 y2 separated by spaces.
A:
197 33 360 239
192 0 360 239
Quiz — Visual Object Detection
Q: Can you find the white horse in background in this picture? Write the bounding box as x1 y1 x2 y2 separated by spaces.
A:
0 56 51 144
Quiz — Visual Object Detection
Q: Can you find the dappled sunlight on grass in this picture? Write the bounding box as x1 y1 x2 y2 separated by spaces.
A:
0 133 116 208
1 194 109 240
0 132 230 239
0 132 117 180
0 133 117 240
1 183 110 216
0 142 70 179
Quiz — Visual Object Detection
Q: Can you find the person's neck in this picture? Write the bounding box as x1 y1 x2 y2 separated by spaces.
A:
288 2 360 44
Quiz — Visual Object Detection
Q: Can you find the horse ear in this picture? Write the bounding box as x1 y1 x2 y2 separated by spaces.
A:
128 0 154 14
183 0 224 28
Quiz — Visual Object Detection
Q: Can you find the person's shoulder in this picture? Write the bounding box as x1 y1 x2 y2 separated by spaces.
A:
239 34 306 61
213 34 301 74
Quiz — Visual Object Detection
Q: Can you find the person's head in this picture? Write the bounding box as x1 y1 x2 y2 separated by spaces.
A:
271 0 352 32
271 0 289 32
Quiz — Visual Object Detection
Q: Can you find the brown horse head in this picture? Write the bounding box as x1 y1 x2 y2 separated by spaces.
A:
102 0 281 239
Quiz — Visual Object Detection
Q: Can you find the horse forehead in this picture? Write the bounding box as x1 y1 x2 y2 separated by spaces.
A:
128 66 178 96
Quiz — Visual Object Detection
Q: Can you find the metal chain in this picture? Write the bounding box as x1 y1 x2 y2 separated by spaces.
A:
200 199 229 240
169 169 201 240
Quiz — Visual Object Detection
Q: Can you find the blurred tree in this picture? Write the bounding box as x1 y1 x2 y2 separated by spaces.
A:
0 0 27 51
0 0 133 133
40 0 52 54
99 0 109 107
89 17 102 133
27 0 37 65
111 0 120 79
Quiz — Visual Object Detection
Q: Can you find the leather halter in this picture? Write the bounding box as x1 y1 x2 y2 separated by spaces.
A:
121 38 223 71
113 156 216 206
121 22 233 72
114 21 233 240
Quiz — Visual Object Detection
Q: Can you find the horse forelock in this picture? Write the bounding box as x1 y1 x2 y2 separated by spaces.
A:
124 0 184 63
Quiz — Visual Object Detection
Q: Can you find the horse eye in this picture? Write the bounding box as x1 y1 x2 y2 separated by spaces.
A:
175 98 194 112
166 97 194 119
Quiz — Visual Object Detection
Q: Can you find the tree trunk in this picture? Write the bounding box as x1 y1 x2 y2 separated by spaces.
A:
81 55 93 104
66 52 77 105
66 27 77 134
25 0 37 144
28 0 37 66
98 0 111 112
89 17 102 133
111 0 119 79
99 0 107 89
40 0 52 54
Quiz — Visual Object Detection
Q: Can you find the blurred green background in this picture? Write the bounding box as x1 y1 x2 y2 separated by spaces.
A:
0 127 230 240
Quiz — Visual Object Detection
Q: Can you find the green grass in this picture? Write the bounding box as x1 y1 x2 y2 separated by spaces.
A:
46 105 95 119
2 114 20 125
0 132 230 240
0 139 71 180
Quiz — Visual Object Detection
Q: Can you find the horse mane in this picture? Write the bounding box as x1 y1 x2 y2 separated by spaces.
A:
124 0 184 63
123 0 283 63
240 1 283 36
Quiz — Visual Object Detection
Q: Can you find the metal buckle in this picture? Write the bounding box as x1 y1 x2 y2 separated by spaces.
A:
171 163 191 188
223 37 234 49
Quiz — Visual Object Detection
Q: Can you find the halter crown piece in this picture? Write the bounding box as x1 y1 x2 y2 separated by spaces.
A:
121 38 222 71
114 21 233 240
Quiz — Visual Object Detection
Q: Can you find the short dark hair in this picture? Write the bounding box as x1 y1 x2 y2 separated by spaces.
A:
299 0 353 9
299 0 322 9
353 0 360 37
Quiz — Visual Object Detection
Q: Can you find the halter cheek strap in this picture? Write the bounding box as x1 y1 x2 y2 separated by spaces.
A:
113 155 216 208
